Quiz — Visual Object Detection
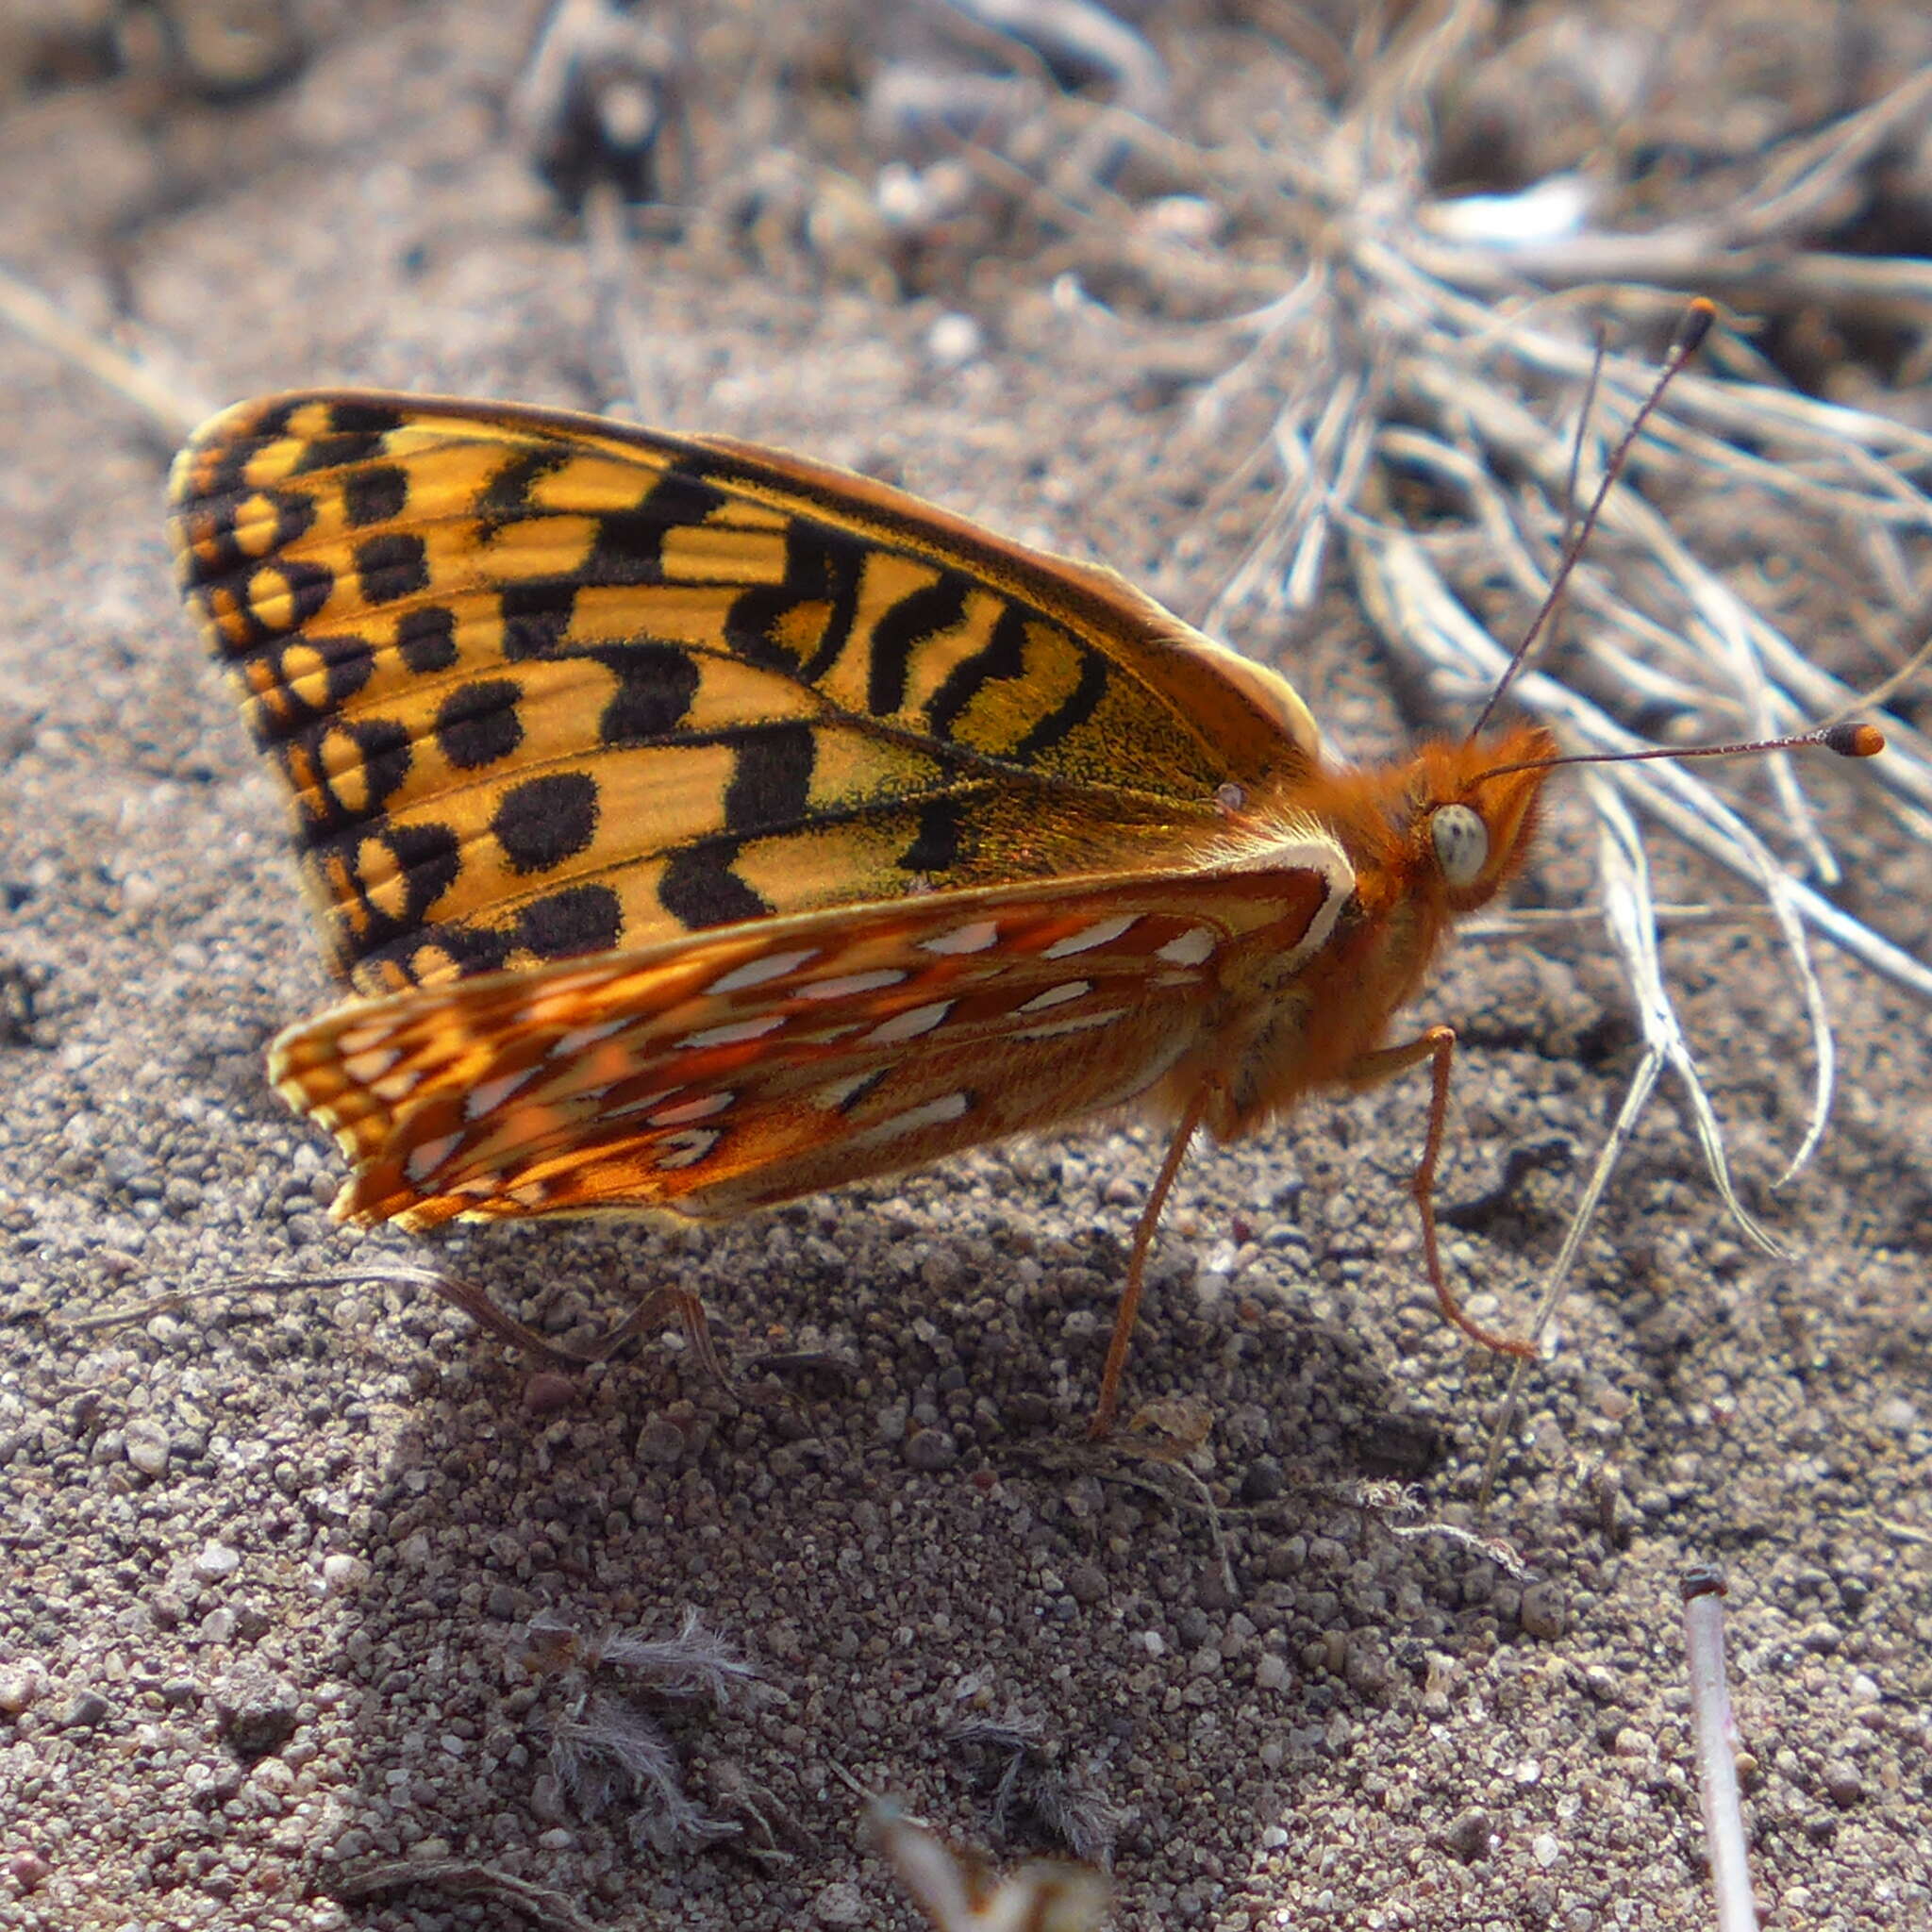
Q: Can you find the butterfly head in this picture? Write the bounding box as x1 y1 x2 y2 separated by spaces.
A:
1402 722 1559 915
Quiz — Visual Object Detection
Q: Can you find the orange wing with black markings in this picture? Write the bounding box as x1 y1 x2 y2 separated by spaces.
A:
169 391 1322 999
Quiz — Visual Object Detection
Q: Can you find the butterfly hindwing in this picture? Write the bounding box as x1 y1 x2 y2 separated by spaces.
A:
272 858 1346 1228
168 391 1321 999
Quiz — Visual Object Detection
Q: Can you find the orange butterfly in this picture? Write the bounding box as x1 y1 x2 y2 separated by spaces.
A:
169 390 1567 1429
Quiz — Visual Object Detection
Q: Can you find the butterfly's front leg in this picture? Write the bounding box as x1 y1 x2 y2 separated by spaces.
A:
1342 1026 1539 1361
1088 1082 1222 1441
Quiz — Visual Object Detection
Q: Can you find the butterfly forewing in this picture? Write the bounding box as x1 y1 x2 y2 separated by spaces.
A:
169 392 1321 1000
272 858 1344 1228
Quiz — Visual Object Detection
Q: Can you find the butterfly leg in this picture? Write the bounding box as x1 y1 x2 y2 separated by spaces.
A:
1345 1027 1538 1361
1089 1084 1218 1439
407 1268 729 1391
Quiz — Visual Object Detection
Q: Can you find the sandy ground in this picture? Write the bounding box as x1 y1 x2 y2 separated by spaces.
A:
2 5 1929 1929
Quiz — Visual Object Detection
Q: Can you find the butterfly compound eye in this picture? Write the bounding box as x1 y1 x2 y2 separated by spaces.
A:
1430 803 1489 888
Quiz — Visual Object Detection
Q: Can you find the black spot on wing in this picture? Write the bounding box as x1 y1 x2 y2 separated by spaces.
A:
658 838 768 928
724 520 867 677
580 466 728 585
899 795 963 874
435 680 524 769
396 605 458 674
324 399 408 437
868 574 969 717
382 921 515 985
518 884 625 960
260 633 375 731
924 600 1027 740
593 642 700 743
355 532 429 605
476 447 572 528
500 583 575 659
491 773 599 874
282 715 412 832
342 464 408 527
216 489 314 571
322 820 464 976
294 402 399 472
786 524 868 682
331 718 411 822
722 723 815 834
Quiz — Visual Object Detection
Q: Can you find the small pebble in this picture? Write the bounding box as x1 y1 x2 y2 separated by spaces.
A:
320 1554 370 1596
1066 1565 1108 1606
523 1372 577 1416
0 1663 47 1714
123 1418 171 1477
1519 1582 1566 1640
61 1690 110 1730
636 1416 687 1465
1444 1808 1492 1861
212 1667 300 1756
814 1880 867 1925
8 1850 50 1892
903 1427 958 1472
192 1541 241 1582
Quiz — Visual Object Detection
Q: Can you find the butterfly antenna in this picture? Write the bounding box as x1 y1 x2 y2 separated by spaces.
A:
1478 720 1886 783
1469 297 1719 741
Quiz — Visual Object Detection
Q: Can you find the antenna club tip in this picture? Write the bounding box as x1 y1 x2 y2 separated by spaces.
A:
1677 298 1718 356
1824 722 1886 758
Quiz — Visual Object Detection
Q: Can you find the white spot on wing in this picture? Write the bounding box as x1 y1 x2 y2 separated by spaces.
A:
676 1014 786 1049
464 1068 537 1120
550 1017 629 1057
814 1069 887 1110
796 969 908 1001
864 1001 953 1043
343 1045 401 1084
1018 980 1091 1013
657 1128 721 1170
371 1068 424 1104
704 947 818 995
1156 927 1215 966
648 1091 734 1125
1044 914 1137 958
604 1085 681 1118
404 1133 463 1184
919 919 1000 955
338 1024 395 1058
851 1091 972 1146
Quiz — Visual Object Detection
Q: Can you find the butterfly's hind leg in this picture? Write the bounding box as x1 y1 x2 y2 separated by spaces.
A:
1344 1026 1538 1361
417 1270 732 1399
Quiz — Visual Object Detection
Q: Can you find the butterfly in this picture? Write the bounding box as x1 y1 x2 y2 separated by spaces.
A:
169 389 1559 1430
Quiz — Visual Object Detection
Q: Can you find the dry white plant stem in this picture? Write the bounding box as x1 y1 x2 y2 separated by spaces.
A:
1681 1570 1757 1932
